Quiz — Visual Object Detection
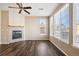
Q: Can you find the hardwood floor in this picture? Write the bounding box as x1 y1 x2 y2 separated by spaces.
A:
0 40 65 56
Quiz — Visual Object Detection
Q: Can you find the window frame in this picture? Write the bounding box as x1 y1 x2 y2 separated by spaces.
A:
73 4 79 48
50 16 54 36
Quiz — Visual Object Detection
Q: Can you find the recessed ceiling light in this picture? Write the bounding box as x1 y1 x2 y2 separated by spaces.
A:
38 8 44 10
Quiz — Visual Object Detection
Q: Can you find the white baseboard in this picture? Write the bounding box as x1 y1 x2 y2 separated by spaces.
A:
24 39 49 40
10 39 25 43
0 38 48 44
0 42 10 44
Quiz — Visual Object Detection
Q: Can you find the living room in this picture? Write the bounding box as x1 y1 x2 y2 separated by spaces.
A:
0 3 79 56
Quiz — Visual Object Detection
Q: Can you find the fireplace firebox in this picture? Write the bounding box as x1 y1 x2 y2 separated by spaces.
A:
12 30 22 39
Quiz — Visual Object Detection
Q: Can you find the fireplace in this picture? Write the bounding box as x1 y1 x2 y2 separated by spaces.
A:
12 30 22 39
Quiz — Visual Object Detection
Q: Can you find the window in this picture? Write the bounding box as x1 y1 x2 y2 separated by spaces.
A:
54 11 61 39
40 19 46 35
50 4 69 43
76 4 79 43
73 4 79 48
60 4 69 43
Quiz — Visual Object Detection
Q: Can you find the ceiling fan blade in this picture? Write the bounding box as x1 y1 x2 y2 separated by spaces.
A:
23 7 32 9
16 3 22 8
8 6 19 9
19 10 22 14
20 3 22 7
24 10 30 14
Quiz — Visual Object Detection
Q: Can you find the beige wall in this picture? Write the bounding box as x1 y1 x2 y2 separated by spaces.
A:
49 3 79 56
0 11 1 44
1 11 9 44
25 16 48 40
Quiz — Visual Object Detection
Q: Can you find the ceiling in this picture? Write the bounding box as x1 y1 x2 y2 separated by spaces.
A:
0 3 58 16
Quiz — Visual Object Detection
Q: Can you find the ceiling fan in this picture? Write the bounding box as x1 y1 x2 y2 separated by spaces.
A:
8 3 32 14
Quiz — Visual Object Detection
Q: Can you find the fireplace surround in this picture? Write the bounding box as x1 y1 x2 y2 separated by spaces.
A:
8 26 25 43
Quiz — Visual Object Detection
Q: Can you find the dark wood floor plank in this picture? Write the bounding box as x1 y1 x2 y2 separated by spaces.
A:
0 40 65 56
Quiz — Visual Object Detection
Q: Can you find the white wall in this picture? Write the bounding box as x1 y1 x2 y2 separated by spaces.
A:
9 9 26 43
9 9 26 42
9 9 25 26
25 16 48 40
50 16 53 36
